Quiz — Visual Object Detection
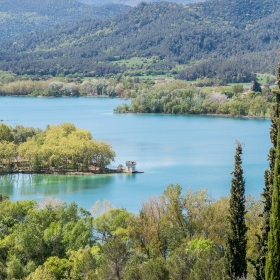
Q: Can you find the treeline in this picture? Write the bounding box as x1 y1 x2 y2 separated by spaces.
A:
178 59 257 84
0 77 135 97
115 83 272 117
0 185 262 279
0 123 115 173
0 72 158 98
0 0 279 77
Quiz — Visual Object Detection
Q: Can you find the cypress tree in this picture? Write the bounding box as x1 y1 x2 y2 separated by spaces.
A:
255 64 280 280
225 141 247 279
265 67 280 280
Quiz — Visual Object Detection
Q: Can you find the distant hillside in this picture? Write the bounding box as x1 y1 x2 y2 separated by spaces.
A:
0 0 279 78
0 0 131 41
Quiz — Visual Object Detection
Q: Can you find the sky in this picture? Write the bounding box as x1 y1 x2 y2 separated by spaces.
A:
79 0 204 7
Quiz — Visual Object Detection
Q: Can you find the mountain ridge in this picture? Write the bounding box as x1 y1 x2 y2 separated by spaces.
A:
0 0 131 41
0 0 279 77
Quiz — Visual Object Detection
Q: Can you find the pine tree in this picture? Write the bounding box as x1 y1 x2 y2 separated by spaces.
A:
225 141 247 279
265 67 280 279
255 64 280 280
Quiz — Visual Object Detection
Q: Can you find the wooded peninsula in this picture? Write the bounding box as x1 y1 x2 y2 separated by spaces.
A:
0 122 115 174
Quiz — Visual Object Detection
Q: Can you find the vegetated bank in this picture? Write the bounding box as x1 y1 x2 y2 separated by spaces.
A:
0 122 117 175
0 69 275 118
114 79 275 118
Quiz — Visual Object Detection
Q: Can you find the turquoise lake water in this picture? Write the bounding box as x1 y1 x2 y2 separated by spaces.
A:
0 96 271 212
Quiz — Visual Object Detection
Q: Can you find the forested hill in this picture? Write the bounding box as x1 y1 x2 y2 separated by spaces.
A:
0 0 131 42
0 0 280 77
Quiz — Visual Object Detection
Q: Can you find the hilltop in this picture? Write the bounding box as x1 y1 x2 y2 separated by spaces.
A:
0 0 131 41
0 0 279 79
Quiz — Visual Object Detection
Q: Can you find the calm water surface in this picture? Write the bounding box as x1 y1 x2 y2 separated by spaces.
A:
0 97 271 212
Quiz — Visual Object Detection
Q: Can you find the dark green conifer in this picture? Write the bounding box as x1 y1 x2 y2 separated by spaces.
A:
225 141 247 279
255 63 280 280
265 66 280 280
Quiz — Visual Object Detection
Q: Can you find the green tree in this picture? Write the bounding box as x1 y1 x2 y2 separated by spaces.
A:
140 258 168 280
68 246 97 280
255 63 280 280
225 141 247 279
166 243 196 280
43 256 70 279
26 265 56 280
98 235 129 280
265 92 280 279
0 123 14 142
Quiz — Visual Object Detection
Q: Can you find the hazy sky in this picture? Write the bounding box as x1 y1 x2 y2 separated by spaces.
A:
79 0 204 7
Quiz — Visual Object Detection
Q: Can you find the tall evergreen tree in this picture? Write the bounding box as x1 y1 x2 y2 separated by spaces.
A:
225 141 247 279
265 66 280 280
255 63 280 280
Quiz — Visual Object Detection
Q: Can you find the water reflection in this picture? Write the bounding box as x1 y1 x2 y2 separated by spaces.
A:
0 174 116 196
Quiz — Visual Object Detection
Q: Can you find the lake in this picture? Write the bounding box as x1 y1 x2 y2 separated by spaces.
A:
0 96 271 212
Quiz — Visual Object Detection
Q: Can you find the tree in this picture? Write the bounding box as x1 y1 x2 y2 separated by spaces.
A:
0 123 14 142
225 141 247 279
98 235 129 280
251 80 262 93
255 63 280 280
265 90 280 279
26 265 56 280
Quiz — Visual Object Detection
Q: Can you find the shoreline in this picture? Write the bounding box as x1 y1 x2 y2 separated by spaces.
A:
0 169 144 176
114 111 270 119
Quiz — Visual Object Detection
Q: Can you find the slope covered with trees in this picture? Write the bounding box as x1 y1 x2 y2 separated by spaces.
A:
0 0 131 42
0 0 279 78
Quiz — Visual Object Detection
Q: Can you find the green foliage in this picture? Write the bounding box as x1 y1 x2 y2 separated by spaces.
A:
187 237 215 252
189 248 222 280
251 80 262 93
93 208 132 242
116 86 271 117
26 265 56 280
166 244 196 280
225 141 247 279
12 125 42 144
255 65 280 280
231 85 244 94
98 235 129 280
265 70 280 279
0 123 14 142
140 258 169 280
0 182 265 279
0 122 116 174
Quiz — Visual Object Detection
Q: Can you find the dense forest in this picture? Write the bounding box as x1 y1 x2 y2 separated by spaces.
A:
0 0 279 79
0 0 131 42
0 184 263 279
0 123 115 174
